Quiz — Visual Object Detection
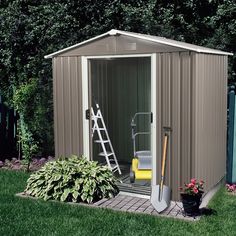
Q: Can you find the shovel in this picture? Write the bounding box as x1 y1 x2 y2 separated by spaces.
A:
151 133 171 213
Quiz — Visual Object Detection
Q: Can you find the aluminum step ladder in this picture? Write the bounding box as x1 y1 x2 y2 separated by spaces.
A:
91 103 121 174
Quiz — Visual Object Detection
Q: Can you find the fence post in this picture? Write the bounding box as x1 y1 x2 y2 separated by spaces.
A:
0 94 7 159
0 94 18 159
227 87 236 183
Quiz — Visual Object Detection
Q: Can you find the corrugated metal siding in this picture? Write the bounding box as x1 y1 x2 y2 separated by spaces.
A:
156 52 227 200
52 50 227 201
156 52 196 200
180 52 192 186
53 56 83 158
194 54 227 192
161 54 172 189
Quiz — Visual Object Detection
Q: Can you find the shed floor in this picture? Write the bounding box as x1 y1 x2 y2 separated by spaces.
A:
116 164 151 196
94 193 200 221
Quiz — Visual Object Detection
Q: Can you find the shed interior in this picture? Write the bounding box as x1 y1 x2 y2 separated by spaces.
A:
90 57 152 190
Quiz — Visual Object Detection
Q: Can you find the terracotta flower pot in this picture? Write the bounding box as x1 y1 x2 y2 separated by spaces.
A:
181 193 203 216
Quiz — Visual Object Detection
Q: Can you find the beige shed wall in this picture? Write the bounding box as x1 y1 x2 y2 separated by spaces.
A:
52 50 227 201
193 54 227 191
155 52 227 200
156 52 194 200
53 56 83 158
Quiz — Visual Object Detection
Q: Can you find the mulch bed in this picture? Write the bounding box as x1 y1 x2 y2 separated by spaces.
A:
0 156 55 172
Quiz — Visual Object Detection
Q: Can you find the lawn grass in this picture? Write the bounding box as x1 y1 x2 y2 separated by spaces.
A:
0 170 236 236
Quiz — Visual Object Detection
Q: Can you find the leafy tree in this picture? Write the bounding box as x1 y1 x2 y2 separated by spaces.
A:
207 0 236 79
0 0 235 159
0 0 118 156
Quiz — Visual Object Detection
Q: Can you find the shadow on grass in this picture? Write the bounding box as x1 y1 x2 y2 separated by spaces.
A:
200 207 217 216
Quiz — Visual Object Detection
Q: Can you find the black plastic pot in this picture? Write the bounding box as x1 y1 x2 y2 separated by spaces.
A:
181 193 202 216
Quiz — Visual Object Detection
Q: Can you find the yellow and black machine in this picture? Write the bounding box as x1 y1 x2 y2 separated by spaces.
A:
130 112 152 183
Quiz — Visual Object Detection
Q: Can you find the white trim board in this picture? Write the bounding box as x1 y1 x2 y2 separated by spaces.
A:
151 53 157 186
81 56 90 160
85 54 153 59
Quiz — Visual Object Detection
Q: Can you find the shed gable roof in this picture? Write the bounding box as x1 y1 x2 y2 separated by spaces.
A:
45 29 233 58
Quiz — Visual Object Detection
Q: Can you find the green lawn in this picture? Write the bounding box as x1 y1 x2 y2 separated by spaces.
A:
0 170 236 236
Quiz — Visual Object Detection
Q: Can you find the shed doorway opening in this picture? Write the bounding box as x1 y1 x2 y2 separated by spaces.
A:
89 56 152 195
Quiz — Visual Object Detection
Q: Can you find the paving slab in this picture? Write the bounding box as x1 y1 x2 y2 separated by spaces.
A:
96 193 201 221
16 192 202 221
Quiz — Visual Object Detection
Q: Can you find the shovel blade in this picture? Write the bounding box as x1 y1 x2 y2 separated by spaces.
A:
151 185 171 213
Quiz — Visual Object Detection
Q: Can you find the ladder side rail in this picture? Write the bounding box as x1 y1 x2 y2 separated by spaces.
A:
97 110 113 151
97 109 121 174
91 108 112 169
91 108 97 137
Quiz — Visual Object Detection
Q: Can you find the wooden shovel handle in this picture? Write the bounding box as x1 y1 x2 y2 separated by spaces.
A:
160 134 168 190
162 134 168 176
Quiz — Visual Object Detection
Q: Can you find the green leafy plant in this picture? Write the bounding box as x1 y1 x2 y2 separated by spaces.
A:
13 79 39 171
18 123 38 171
24 155 119 203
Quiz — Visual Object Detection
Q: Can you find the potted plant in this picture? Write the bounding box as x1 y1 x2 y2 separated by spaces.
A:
180 178 204 216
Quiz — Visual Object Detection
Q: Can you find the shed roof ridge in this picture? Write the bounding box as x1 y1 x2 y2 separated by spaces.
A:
45 29 233 58
114 29 233 55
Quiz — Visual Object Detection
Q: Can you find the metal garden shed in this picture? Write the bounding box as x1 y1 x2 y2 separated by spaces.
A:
45 29 232 200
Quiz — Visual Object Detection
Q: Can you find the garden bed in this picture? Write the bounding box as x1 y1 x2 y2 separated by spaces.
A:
16 191 202 222
0 156 55 171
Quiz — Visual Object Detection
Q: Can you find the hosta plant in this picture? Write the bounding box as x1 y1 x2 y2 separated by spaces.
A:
24 155 119 203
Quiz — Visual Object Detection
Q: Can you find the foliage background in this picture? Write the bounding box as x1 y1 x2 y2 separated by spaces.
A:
0 0 235 156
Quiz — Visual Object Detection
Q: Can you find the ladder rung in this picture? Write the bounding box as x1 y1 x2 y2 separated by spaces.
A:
92 128 106 131
94 140 109 143
99 152 114 157
97 128 106 130
111 164 119 170
92 115 102 119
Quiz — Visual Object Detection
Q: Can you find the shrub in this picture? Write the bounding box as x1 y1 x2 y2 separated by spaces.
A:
24 155 119 203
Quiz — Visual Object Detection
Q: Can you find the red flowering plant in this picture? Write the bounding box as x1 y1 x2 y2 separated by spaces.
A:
179 178 204 195
226 184 236 192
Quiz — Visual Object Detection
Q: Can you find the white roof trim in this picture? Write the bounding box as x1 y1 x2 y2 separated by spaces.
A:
45 29 233 58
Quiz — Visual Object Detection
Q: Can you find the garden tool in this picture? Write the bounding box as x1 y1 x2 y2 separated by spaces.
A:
151 132 171 213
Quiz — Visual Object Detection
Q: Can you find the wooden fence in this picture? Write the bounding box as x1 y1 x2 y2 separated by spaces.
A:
0 94 17 160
